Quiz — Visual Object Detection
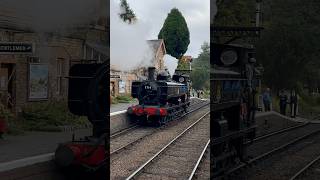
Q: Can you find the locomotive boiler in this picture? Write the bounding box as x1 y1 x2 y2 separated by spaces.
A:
127 67 191 125
212 43 261 177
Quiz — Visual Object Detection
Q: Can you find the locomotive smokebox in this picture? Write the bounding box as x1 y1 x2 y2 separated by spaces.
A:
148 67 156 81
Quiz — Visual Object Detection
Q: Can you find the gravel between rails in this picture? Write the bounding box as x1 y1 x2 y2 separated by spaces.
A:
247 124 320 158
110 106 210 179
135 115 210 180
110 100 209 155
235 128 320 180
295 156 320 180
192 147 210 180
110 127 155 154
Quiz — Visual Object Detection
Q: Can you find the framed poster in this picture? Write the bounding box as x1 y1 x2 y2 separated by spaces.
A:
119 80 125 94
28 63 49 100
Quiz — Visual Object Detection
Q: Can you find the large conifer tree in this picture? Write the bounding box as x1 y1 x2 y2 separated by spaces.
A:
158 8 190 60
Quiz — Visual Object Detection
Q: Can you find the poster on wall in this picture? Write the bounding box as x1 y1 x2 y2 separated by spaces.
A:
28 63 49 100
119 80 125 94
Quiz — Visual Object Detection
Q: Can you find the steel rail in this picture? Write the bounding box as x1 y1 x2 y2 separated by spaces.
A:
290 154 320 180
245 122 309 145
110 102 210 155
110 124 139 139
227 128 320 176
188 139 210 180
125 111 210 180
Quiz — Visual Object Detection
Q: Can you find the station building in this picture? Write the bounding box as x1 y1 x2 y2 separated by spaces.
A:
110 39 166 97
0 1 108 113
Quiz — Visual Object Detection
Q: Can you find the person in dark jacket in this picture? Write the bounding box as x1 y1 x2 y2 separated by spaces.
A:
262 88 271 111
279 90 288 115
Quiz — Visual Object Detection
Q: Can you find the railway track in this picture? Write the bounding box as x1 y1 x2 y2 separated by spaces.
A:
125 112 210 179
110 100 209 155
246 123 320 159
189 140 210 180
110 98 207 140
290 154 320 180
245 122 309 145
227 126 320 179
110 106 210 179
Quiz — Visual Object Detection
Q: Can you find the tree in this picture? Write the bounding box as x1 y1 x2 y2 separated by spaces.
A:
215 0 320 92
191 42 210 90
214 0 255 27
256 0 320 91
176 59 189 70
119 0 136 24
158 8 190 60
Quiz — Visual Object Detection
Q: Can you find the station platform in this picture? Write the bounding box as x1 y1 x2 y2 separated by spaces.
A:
0 129 90 172
256 111 320 123
110 102 137 113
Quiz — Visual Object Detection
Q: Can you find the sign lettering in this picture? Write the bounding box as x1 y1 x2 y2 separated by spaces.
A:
0 43 33 54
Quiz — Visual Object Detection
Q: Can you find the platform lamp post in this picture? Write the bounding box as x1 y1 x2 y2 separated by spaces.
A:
256 0 262 27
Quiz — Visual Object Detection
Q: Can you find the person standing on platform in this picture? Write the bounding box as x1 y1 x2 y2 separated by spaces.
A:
262 88 272 111
290 90 298 118
279 90 288 115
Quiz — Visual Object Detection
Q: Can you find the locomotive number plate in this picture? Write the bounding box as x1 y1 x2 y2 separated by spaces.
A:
144 85 152 90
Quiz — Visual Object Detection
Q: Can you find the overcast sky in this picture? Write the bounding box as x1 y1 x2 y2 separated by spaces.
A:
111 0 210 74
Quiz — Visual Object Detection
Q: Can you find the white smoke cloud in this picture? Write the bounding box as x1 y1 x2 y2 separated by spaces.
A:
164 55 178 76
0 0 101 32
110 0 154 71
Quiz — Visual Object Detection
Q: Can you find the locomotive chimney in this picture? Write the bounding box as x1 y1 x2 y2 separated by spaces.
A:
148 67 156 81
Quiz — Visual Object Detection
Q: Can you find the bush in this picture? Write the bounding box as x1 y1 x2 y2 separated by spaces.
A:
0 103 23 135
111 96 119 104
115 95 134 103
21 101 89 131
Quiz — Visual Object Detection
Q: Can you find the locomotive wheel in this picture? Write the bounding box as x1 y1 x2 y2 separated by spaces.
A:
160 116 168 125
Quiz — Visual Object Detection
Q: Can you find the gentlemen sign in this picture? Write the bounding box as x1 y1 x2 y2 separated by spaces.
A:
0 43 33 54
110 74 120 78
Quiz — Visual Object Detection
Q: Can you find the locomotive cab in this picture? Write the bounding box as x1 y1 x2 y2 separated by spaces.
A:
212 43 260 177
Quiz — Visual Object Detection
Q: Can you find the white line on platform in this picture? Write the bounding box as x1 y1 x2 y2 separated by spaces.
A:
0 153 54 173
190 97 209 101
110 110 127 116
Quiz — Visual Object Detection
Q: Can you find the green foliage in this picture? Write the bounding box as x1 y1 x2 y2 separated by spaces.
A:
215 0 320 94
116 95 134 103
191 42 210 90
119 0 136 24
21 101 88 131
0 102 18 135
158 8 190 59
176 60 190 70
112 95 135 104
215 0 255 27
256 0 320 91
111 96 119 104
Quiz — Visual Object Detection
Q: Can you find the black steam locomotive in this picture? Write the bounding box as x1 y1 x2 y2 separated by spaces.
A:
54 61 108 178
127 67 191 125
212 43 261 177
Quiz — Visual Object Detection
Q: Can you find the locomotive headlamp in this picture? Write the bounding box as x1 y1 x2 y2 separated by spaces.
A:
220 49 238 66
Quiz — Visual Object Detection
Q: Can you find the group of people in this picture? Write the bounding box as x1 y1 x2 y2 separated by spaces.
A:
262 88 298 118
192 89 204 98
